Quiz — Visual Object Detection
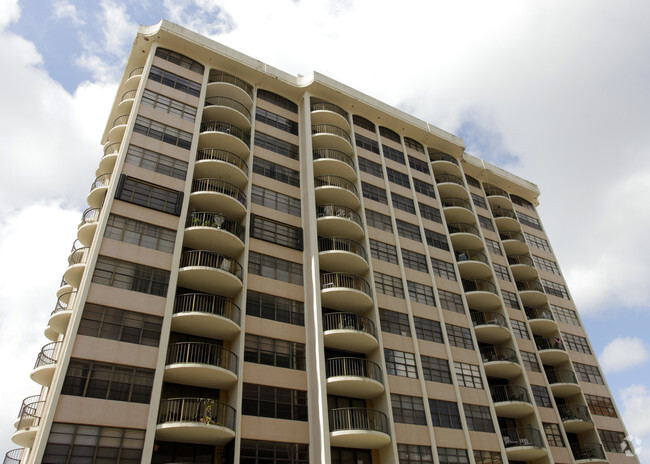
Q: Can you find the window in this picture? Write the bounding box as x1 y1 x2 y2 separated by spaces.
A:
397 219 422 242
511 194 535 210
473 450 502 464
250 215 303 250
366 209 393 232
439 290 465 314
485 238 503 255
511 320 530 339
446 324 474 350
424 229 449 250
62 359 154 403
77 304 162 347
358 156 383 178
361 181 388 204
532 255 561 275
153 442 214 463
374 272 405 298
551 304 580 326
421 356 452 384
419 202 442 223
92 256 169 297
465 175 481 188
414 317 443 343
251 185 301 216
407 281 436 306
385 349 418 378
125 145 188 179
383 144 405 164
524 232 551 252
379 309 411 336
542 279 570 299
240 440 308 464
253 157 300 187
257 89 298 113
392 193 417 214
353 114 375 131
370 239 399 264
471 193 487 209
386 167 411 188
104 214 176 253
585 394 617 417
413 179 436 198
531 385 552 408
404 137 424 153
43 423 144 464
464 404 494 432
246 290 304 326
520 351 541 372
355 133 380 154
438 448 469 464
254 131 299 159
544 423 564 447
402 249 428 272
155 47 204 73
493 263 511 281
431 258 456 280
409 155 430 174
398 444 434 463
478 215 495 231
242 383 307 421
454 362 482 389
429 400 462 429
141 89 197 121
148 65 201 96
248 252 303 285
133 115 192 149
392 394 427 425
379 126 401 143
255 108 299 135
562 332 591 354
517 211 543 230
599 430 628 453
502 290 520 309
330 448 371 464
116 176 182 215
244 334 305 370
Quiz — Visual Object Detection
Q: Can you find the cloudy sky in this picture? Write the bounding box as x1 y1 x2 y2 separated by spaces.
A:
1 0 649 460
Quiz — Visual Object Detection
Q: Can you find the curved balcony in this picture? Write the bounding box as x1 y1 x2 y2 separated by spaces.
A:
448 222 483 249
312 124 353 154
322 312 378 353
480 346 522 378
4 448 23 464
107 114 129 145
492 207 520 231
501 427 546 460
484 184 510 199
516 280 548 307
124 66 144 90
462 279 502 310
194 148 248 188
64 240 88 288
546 369 581 397
157 397 236 445
329 408 390 449
178 250 242 297
118 88 137 111
198 121 250 156
430 152 461 175
184 212 245 257
87 173 111 208
571 443 607 463
190 178 247 220
318 237 368 274
99 142 120 174
500 230 529 254
321 273 373 312
313 149 356 181
326 357 384 399
558 404 593 432
203 96 251 129
165 342 238 389
455 249 491 279
490 385 534 418
30 341 62 387
441 197 475 223
56 276 73 299
524 306 557 335
12 396 45 447
172 293 240 340
535 337 569 365
507 254 538 280
311 102 350 129
435 173 467 198
206 72 253 104
471 311 510 343
48 290 76 335
314 175 360 210
77 207 101 246
316 204 364 240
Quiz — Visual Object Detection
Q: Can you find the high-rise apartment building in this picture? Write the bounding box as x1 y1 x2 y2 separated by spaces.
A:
5 20 639 464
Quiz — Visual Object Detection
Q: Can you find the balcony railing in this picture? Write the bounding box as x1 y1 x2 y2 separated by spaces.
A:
67 240 88 266
516 280 544 292
507 255 534 266
455 249 489 264
535 337 565 351
490 385 531 404
462 279 498 294
558 404 592 423
111 114 130 128
312 124 351 144
103 141 121 156
435 173 465 186
500 230 526 242
471 311 507 328
492 207 518 220
329 408 389 435
79 207 101 227
120 89 137 102
484 184 509 198
185 212 245 242
480 346 518 364
441 197 472 210
179 250 243 280
90 173 111 192
500 427 544 448
525 307 555 322
128 67 144 78
447 222 480 236
196 148 248 172
313 149 356 171
208 72 253 99
158 397 236 429
570 443 606 461
429 152 459 166
199 121 250 146
174 293 241 326
318 237 367 261
34 341 61 370
166 342 238 375
191 178 246 205
314 175 358 196
311 102 348 119
322 312 376 337
16 396 45 430
326 357 382 383
51 291 76 316
3 448 23 464
321 273 372 297
204 96 251 121
545 369 578 385
316 204 362 228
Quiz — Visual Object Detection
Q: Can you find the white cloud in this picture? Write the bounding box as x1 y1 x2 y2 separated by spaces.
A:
620 385 650 461
600 337 650 374
0 0 19 29
163 0 236 37
53 0 83 24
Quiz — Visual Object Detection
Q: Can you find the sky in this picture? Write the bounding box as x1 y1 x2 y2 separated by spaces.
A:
1 0 649 460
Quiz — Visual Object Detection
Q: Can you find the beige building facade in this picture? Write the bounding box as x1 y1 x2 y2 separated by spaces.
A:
5 20 639 464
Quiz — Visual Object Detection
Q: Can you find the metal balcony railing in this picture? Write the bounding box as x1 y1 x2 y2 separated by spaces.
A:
51 291 76 316
570 443 606 461
329 408 389 435
435 173 465 186
208 72 253 99
326 357 382 384
480 346 519 364
166 342 238 375
313 149 356 171
157 397 236 429
535 337 565 351
462 279 498 294
174 293 241 326
314 175 358 196
199 121 250 146
311 124 352 144
67 240 88 266
79 207 101 227
316 204 362 228
429 152 459 166
111 114 130 128
318 237 367 261
500 427 544 448
499 230 526 242
455 249 489 264
90 173 111 192
196 148 248 172
441 197 472 210
492 207 518 220
484 184 509 198
120 89 137 102
185 212 245 242
545 369 578 385
525 307 555 322
179 250 243 280
191 178 246 205
3 448 23 464
311 102 348 119
508 254 534 266
516 280 544 292
321 273 372 297
448 222 480 236
16 396 45 430
471 311 507 328
34 341 61 370
490 385 531 404
322 312 376 337
558 403 592 423
128 67 144 78
204 96 251 121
